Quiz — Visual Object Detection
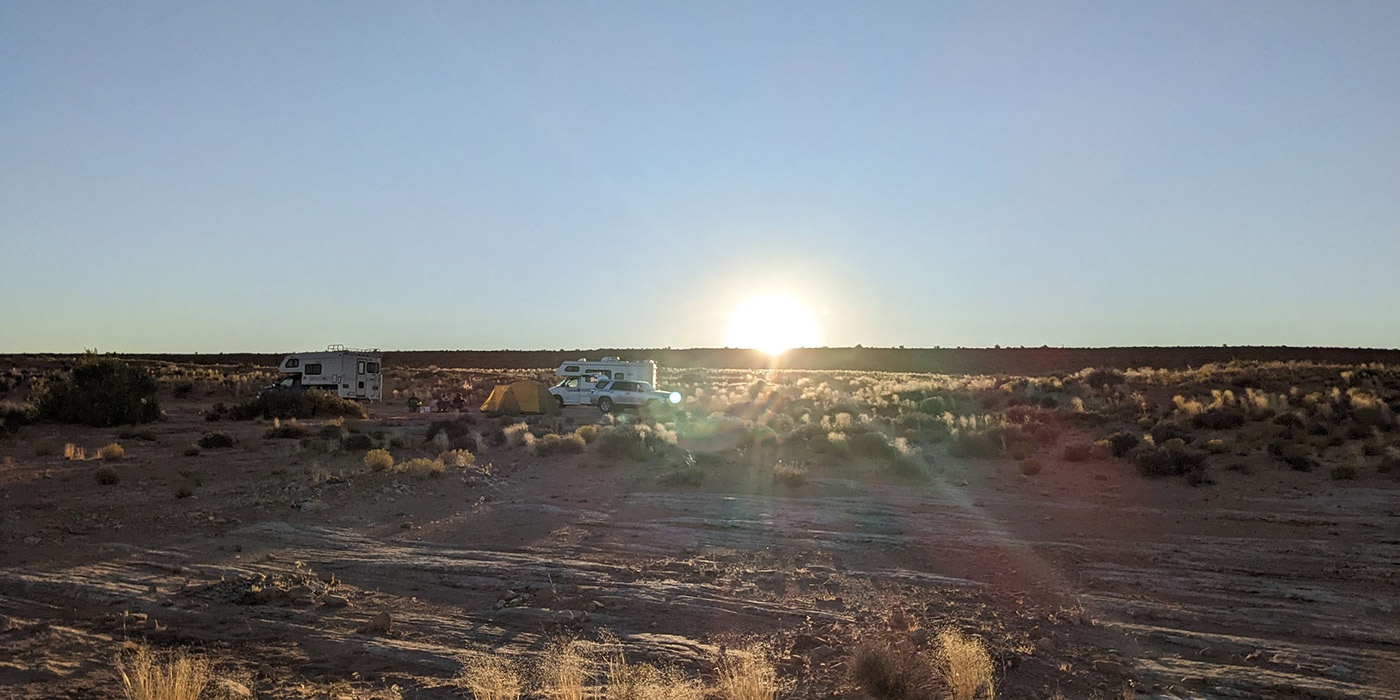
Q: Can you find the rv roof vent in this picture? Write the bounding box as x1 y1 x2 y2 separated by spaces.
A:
602 356 619 361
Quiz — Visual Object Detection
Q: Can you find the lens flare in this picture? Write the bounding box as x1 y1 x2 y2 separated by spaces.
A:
725 295 820 355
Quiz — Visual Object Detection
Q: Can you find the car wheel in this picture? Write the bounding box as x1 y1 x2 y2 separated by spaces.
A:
555 395 565 409
598 397 613 413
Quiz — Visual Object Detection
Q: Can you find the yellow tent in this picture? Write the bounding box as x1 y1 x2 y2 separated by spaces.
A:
480 380 559 415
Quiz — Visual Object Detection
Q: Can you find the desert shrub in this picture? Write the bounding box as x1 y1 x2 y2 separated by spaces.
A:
115 644 211 700
117 427 155 441
64 443 86 461
197 432 234 449
1191 409 1247 431
364 448 394 471
932 629 995 700
0 401 34 437
1108 431 1140 457
175 484 194 499
401 457 445 478
457 655 522 700
1132 438 1207 478
171 383 194 399
1018 458 1042 476
538 640 589 700
918 396 951 415
848 430 900 461
183 444 201 457
948 432 999 459
574 424 600 443
1204 438 1229 454
1277 443 1318 472
32 355 161 426
97 442 125 461
849 639 932 700
230 389 366 421
597 426 651 461
440 449 476 467
95 466 120 485
1149 421 1193 445
263 418 309 439
1082 368 1126 388
1063 443 1091 461
714 646 777 700
1005 440 1035 461
343 433 374 450
503 422 534 448
1330 464 1358 480
772 460 808 486
1090 438 1113 459
535 432 586 456
426 418 482 451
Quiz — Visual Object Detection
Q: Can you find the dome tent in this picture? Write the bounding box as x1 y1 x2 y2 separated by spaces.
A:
480 380 559 415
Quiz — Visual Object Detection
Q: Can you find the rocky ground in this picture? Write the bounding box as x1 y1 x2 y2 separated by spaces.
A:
2 395 1398 699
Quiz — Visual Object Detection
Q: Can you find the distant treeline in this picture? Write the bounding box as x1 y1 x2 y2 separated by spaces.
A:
7 346 1400 376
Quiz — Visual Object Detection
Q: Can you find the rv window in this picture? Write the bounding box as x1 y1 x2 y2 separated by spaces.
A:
586 369 611 378
367 362 380 374
564 365 579 373
357 361 366 374
305 363 322 375
286 358 300 368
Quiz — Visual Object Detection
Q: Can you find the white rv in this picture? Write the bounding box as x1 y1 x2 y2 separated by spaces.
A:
270 345 382 400
549 357 657 407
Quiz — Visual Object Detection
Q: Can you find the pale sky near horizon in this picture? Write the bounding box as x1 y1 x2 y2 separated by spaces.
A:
2 1 1398 353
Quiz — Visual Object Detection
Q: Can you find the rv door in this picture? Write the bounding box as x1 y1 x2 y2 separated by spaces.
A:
355 359 368 398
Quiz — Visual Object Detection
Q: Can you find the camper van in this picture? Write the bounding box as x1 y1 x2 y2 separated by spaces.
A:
549 357 657 407
268 345 382 400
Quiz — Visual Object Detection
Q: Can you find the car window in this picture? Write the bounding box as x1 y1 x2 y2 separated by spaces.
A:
594 381 611 391
637 382 653 392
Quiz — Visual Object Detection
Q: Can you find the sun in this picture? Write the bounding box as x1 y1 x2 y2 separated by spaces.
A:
725 295 821 355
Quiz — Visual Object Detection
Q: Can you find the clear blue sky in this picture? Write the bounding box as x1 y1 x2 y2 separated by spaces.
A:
2 1 1397 352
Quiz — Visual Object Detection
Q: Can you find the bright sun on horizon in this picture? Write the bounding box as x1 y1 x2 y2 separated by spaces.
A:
725 295 821 355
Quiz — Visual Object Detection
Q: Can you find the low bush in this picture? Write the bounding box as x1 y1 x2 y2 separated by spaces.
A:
1191 409 1247 431
440 449 476 467
64 443 86 461
1277 443 1318 472
1132 438 1207 478
183 444 201 457
574 424 600 443
263 418 309 439
1018 458 1042 476
197 432 235 449
535 433 586 456
115 644 211 700
364 448 394 471
230 389 366 421
425 418 481 451
401 457 445 479
1108 431 1140 457
772 461 808 486
1063 443 1092 461
948 431 999 459
97 442 125 461
95 466 120 485
117 427 156 441
1005 440 1035 461
597 426 651 461
1330 464 1358 480
932 629 995 700
343 433 374 450
32 355 161 426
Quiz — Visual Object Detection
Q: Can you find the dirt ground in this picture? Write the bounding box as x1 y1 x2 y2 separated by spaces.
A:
2 393 1399 699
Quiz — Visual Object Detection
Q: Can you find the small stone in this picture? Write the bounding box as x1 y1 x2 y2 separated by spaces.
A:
209 678 254 699
23 536 41 546
323 595 350 608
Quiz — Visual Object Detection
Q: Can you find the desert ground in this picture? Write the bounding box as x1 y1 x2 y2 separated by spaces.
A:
2 357 1399 699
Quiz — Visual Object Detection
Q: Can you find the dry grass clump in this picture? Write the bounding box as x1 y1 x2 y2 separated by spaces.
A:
714 645 777 700
64 442 86 461
849 639 934 699
602 650 702 700
364 448 394 471
197 432 235 449
503 422 535 449
115 645 211 700
538 639 590 700
932 629 995 700
401 457 446 478
97 442 125 461
458 655 523 700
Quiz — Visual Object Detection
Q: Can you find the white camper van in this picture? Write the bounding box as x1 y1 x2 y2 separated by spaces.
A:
549 357 657 407
269 345 382 400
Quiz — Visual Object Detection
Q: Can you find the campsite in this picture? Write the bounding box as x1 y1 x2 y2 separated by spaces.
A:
3 352 1400 699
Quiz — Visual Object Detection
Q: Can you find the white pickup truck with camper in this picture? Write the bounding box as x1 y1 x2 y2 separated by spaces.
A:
266 345 382 400
548 357 657 408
